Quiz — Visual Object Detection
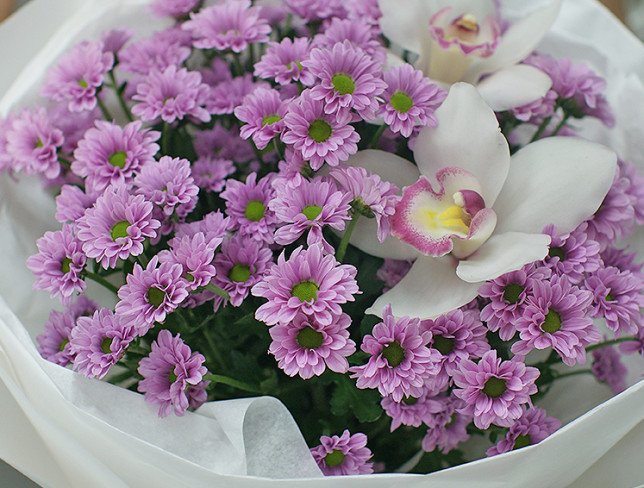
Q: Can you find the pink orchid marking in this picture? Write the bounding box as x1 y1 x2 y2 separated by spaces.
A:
345 83 617 320
378 0 563 110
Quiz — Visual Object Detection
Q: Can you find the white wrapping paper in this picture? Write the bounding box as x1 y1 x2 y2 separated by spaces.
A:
0 1 643 487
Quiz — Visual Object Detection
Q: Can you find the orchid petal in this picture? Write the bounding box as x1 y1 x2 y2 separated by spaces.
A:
413 83 510 205
456 232 551 283
347 216 420 260
451 208 497 259
378 0 431 55
476 65 553 111
367 256 481 319
464 0 563 82
493 137 617 235
345 149 421 190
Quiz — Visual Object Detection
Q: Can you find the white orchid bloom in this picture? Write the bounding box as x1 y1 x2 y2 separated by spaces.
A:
345 83 616 319
378 0 562 111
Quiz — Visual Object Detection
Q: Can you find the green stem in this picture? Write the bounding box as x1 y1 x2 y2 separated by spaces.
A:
204 374 264 395
336 211 360 262
551 114 571 136
203 283 230 300
108 71 134 122
203 327 226 370
586 336 636 352
232 53 245 77
96 97 114 121
530 116 552 143
273 138 284 160
368 124 387 149
137 252 149 268
58 156 71 170
553 368 592 381
84 272 119 295
161 122 172 155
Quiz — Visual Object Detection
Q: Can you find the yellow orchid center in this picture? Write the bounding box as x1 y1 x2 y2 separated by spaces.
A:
455 13 479 33
417 203 470 236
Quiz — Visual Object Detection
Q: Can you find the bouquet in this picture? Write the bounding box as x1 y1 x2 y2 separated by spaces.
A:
0 0 643 484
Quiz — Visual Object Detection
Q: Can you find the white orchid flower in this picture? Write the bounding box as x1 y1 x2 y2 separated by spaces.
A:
345 83 616 319
378 0 562 111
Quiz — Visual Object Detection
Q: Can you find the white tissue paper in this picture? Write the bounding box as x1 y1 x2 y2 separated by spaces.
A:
0 1 642 487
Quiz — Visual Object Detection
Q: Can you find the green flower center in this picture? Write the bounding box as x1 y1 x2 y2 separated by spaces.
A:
291 281 319 302
58 339 69 352
168 370 177 383
483 376 507 398
61 257 72 274
605 293 615 302
513 434 531 450
324 449 346 467
78 79 89 88
542 309 562 334
302 204 323 220
244 200 266 222
390 90 414 113
100 337 113 354
382 341 405 367
147 286 165 308
184 272 195 282
549 246 566 261
262 114 282 126
35 138 44 149
331 73 356 95
229 264 251 283
108 151 127 169
503 283 524 304
308 119 332 143
296 326 324 349
402 395 418 406
110 220 130 241
433 335 455 355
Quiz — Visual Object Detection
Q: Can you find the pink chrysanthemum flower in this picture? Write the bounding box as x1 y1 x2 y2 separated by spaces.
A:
37 309 77 366
183 0 271 52
512 276 599 366
422 395 472 454
601 247 643 277
376 259 412 292
200 57 233 87
350 305 441 402
512 89 558 125
330 165 399 242
72 120 160 193
234 87 287 150
303 41 386 119
315 18 386 65
70 308 137 379
207 75 267 116
269 312 356 379
285 0 346 22
282 90 359 171
47 103 99 156
27 224 87 300
134 156 199 218
379 65 447 137
486 407 561 456
171 211 229 249
452 350 539 429
132 65 211 124
116 256 190 334
5 108 64 179
619 160 644 225
620 323 644 356
159 233 218 292
585 267 643 336
42 40 114 112
585 169 636 250
310 430 374 476
421 309 490 389
252 244 359 326
119 31 191 75
212 233 273 308
193 124 255 162
151 0 199 17
192 157 235 193
138 330 209 417
77 185 160 269
254 37 315 86
270 175 352 252
221 172 278 244
541 223 601 284
381 385 443 432
591 344 628 394
101 28 132 55
479 265 553 341
67 295 99 319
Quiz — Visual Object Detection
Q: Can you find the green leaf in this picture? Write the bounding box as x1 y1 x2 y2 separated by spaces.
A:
330 376 382 423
